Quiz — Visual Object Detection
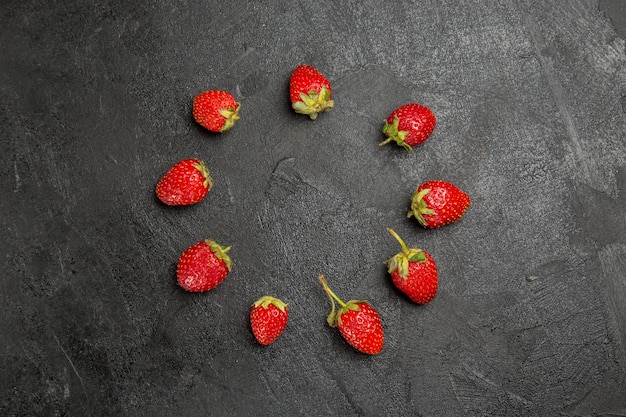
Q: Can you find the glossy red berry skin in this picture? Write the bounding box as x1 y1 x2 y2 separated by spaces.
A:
289 65 334 120
390 251 438 304
319 275 384 355
177 239 231 292
250 296 289 346
381 103 436 151
192 90 240 133
408 180 470 228
385 228 439 304
156 159 213 206
336 302 384 355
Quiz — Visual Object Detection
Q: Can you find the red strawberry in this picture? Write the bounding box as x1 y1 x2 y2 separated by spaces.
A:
156 159 213 206
385 228 438 304
380 103 436 151
289 65 334 120
192 90 240 133
319 275 384 355
407 180 470 228
177 239 232 292
250 296 289 345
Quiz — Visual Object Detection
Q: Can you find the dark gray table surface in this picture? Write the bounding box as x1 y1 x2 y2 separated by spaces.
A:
2 1 625 416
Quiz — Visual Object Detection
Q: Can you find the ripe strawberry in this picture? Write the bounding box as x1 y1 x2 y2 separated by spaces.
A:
192 90 240 133
289 65 334 120
250 296 289 345
318 275 384 355
407 180 470 228
156 159 213 206
380 103 436 151
385 228 438 304
177 239 232 292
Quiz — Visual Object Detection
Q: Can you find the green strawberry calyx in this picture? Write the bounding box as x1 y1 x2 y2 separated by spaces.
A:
319 275 365 328
385 228 427 278
253 295 288 312
205 239 232 271
192 160 214 190
407 188 436 227
380 116 412 152
218 102 241 132
292 86 334 120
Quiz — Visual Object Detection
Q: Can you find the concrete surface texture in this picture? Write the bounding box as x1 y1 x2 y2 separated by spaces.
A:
1 0 625 416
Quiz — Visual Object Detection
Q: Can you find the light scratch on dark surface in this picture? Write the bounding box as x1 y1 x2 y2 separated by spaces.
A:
53 333 88 401
13 160 21 192
463 363 533 407
258 372 281 406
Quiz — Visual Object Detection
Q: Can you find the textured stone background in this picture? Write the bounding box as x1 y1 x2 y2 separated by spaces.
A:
1 1 625 416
